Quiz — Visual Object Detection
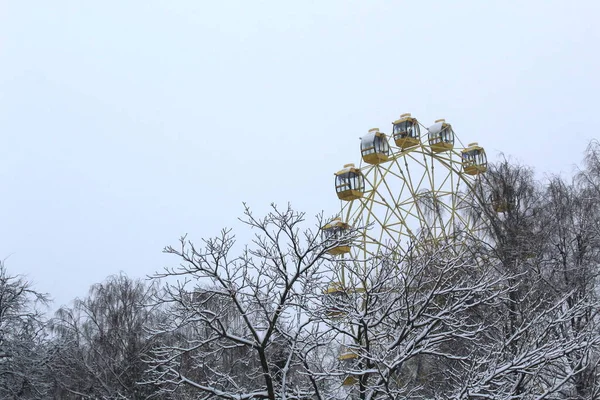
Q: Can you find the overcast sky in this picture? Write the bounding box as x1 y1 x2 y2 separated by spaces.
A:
1 1 599 308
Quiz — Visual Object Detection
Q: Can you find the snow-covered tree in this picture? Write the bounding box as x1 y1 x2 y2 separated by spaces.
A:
455 159 600 399
146 204 340 399
536 146 600 399
0 261 51 399
307 238 507 399
144 189 600 399
50 273 159 399
144 149 600 399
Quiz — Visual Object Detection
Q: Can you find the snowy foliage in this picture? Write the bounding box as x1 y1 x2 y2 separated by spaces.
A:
0 262 50 399
49 274 159 399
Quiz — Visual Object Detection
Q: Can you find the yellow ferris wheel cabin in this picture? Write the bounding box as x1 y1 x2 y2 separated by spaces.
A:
360 128 390 165
334 163 364 201
338 346 358 361
393 113 421 150
342 375 358 386
324 281 347 318
428 119 455 153
490 191 513 213
461 142 488 175
322 218 351 255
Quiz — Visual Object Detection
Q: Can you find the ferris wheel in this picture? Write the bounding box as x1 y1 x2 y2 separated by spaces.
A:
321 113 488 387
323 113 488 292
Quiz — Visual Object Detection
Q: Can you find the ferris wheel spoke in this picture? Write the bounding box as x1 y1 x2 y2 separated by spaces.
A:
402 151 430 228
362 171 408 226
359 198 405 256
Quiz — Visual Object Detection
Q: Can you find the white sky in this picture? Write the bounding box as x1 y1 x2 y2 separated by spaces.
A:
1 1 599 308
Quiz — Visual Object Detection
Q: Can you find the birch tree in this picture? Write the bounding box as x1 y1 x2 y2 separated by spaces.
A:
50 273 159 399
